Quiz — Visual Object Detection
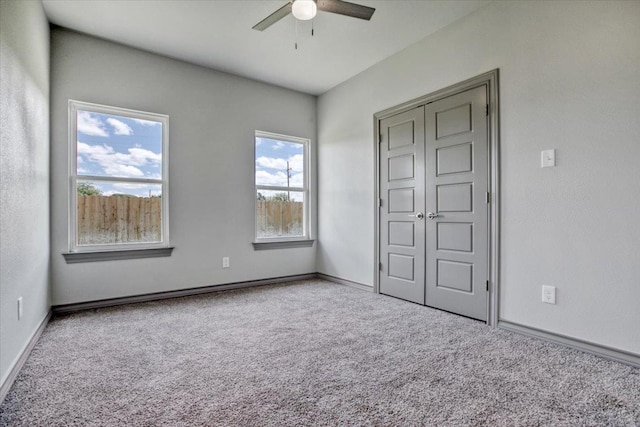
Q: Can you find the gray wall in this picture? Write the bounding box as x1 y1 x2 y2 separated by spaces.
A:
0 0 50 386
51 29 317 305
318 1 640 354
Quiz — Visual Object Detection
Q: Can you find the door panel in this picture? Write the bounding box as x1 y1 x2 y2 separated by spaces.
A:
436 103 472 138
389 222 415 247
437 222 473 252
379 106 425 304
436 142 473 175
437 183 473 212
388 254 415 281
388 188 415 212
425 86 488 321
437 260 473 292
388 121 416 149
388 155 415 181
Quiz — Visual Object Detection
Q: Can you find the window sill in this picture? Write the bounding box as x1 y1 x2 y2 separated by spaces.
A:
62 247 174 264
252 240 314 251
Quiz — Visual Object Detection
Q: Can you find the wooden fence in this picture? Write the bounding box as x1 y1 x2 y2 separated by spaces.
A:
77 196 303 244
77 195 162 245
256 200 303 238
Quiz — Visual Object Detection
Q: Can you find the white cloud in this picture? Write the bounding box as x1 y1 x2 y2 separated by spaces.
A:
113 182 156 190
255 152 305 188
256 170 288 186
256 154 303 172
132 118 161 126
77 111 109 137
272 141 285 150
78 142 161 178
107 118 133 135
287 154 304 172
105 164 144 177
78 142 114 157
124 147 161 165
256 169 303 187
256 156 287 170
289 172 303 187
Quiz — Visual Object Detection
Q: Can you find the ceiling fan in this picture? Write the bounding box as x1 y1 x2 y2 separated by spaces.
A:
252 0 375 31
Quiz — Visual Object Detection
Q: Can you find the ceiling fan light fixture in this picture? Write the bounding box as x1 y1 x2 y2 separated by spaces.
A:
291 0 317 21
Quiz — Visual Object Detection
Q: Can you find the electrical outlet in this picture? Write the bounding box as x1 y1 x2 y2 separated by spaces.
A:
542 286 556 304
17 297 23 320
222 257 230 268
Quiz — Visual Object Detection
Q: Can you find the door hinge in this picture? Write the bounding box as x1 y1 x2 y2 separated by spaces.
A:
486 104 489 116
486 280 490 292
379 132 383 143
485 192 490 204
379 262 383 271
378 198 383 208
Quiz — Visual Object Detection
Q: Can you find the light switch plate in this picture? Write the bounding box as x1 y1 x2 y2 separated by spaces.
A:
541 149 556 168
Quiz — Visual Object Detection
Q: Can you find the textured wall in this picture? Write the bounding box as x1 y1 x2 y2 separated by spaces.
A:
318 1 640 353
50 29 317 305
0 0 50 386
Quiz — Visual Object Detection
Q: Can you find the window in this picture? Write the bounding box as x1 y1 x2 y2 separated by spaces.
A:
254 131 311 246
67 100 169 256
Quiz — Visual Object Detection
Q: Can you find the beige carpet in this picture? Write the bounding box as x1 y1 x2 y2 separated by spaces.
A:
1 279 639 426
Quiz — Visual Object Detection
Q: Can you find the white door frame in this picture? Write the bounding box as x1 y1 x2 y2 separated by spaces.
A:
373 69 501 327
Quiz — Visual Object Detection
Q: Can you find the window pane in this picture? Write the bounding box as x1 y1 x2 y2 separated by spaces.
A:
256 190 304 238
76 110 162 179
76 180 162 245
255 137 304 187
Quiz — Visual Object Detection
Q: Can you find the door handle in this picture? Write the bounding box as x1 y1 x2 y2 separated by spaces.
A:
426 212 439 220
408 212 424 220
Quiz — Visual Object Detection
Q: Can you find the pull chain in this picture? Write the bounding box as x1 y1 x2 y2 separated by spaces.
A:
294 17 315 49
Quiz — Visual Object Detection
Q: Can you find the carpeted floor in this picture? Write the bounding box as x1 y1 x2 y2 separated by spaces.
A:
1 279 638 426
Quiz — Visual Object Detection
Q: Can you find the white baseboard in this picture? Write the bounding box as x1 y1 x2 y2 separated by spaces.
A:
52 274 318 314
499 320 640 369
0 311 52 404
317 273 373 292
53 273 374 314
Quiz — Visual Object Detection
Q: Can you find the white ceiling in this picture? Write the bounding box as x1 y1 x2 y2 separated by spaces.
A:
42 0 490 95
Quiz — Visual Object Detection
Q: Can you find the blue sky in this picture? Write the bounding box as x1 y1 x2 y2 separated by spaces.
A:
76 110 162 197
255 137 304 188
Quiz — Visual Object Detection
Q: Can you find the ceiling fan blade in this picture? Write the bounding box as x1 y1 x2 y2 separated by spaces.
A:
252 2 293 31
316 0 375 20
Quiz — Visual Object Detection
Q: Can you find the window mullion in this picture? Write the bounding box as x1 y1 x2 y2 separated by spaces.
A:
256 185 305 192
76 175 163 185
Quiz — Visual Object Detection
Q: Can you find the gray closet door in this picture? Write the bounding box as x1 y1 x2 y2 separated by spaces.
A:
424 86 488 321
379 106 426 304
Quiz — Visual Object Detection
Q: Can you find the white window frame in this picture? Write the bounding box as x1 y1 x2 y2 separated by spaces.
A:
254 130 310 243
68 100 170 253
